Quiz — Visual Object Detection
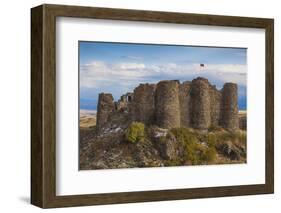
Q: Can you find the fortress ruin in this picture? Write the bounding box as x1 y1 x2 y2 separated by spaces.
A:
96 77 239 131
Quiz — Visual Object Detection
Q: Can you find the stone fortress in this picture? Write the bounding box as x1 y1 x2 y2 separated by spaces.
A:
96 77 239 131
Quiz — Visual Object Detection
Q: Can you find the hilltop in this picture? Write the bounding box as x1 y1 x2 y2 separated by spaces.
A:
79 77 247 170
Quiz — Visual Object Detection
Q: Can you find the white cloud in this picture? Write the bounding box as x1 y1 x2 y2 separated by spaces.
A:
112 62 146 70
80 60 247 91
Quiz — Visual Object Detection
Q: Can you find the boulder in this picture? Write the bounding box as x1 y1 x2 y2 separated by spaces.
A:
217 141 245 161
151 130 183 161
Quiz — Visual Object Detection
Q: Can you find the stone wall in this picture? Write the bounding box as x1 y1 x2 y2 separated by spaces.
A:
179 81 191 127
239 115 247 130
133 84 156 125
96 77 239 131
209 85 222 126
96 93 115 130
155 80 181 129
220 83 239 130
190 78 211 129
115 93 133 112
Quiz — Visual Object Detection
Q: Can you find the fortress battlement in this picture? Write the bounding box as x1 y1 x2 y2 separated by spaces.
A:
96 77 239 131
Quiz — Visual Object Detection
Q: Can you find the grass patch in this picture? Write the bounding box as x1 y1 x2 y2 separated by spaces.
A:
203 146 217 162
207 130 246 147
125 122 145 143
170 127 217 165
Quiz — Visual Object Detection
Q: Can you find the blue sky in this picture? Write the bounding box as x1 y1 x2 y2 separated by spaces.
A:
79 41 247 110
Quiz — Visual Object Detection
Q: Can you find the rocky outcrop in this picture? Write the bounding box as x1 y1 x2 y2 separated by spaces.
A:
216 140 246 161
79 126 246 170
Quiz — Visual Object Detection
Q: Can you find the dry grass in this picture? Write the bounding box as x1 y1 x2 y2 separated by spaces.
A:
239 110 247 116
80 110 96 128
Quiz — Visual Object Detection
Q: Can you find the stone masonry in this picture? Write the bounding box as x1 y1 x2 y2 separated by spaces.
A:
155 80 181 129
96 77 239 131
96 93 115 129
190 78 211 129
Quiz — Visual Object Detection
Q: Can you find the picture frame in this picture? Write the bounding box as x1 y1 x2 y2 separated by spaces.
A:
31 4 274 208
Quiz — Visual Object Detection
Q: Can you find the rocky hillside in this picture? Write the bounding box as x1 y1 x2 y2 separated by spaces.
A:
79 122 246 170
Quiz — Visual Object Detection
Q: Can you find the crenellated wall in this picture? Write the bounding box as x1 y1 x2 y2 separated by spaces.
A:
96 77 239 131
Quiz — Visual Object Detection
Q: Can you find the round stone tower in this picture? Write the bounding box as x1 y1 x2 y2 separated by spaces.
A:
96 93 115 129
209 85 222 126
133 83 156 125
190 77 211 129
155 80 181 129
179 81 191 127
221 83 239 131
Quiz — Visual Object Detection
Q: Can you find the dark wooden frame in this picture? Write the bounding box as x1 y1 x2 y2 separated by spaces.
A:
31 4 274 208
